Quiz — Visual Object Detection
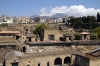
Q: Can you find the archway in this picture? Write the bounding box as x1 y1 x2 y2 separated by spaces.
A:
64 57 71 64
22 46 26 53
54 57 62 66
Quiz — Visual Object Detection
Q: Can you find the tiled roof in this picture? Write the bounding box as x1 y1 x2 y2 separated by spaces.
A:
0 30 20 34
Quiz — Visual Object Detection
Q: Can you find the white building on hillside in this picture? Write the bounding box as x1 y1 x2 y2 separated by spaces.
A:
2 18 14 24
40 17 46 23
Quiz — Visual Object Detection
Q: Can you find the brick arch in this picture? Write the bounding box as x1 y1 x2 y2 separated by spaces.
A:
54 57 62 65
64 56 71 64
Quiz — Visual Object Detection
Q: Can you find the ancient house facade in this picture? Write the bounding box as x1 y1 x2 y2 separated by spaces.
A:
4 50 76 66
40 28 75 42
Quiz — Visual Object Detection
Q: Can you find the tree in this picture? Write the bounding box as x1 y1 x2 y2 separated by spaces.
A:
68 16 98 29
90 33 97 40
82 16 87 23
34 17 40 22
74 33 81 40
33 24 49 34
69 17 83 28
97 12 100 22
93 27 100 39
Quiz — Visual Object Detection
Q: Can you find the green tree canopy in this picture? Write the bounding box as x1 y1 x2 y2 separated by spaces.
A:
90 33 97 40
68 15 97 29
97 12 100 22
33 24 49 34
74 33 81 40
68 17 83 28
93 27 100 39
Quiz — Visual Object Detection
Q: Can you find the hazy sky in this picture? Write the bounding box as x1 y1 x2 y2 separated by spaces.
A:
0 0 100 17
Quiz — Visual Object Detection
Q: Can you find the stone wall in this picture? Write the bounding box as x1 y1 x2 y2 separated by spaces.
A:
0 38 17 43
71 45 100 53
25 44 100 54
26 46 71 53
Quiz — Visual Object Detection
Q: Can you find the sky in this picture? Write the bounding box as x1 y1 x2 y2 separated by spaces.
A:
0 0 100 17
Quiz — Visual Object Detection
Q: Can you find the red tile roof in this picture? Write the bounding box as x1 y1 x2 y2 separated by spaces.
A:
0 30 20 34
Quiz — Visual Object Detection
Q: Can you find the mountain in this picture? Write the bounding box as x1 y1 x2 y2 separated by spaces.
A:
30 15 40 19
50 13 68 18
41 16 50 19
30 13 68 19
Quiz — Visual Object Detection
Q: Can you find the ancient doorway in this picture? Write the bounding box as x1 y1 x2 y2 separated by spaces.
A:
22 46 26 53
26 29 28 32
59 37 63 41
16 35 19 40
12 63 18 66
28 38 31 42
47 61 50 66
84 34 87 40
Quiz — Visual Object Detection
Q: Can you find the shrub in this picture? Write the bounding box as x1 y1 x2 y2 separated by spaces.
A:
74 33 81 40
90 33 97 40
0 23 8 27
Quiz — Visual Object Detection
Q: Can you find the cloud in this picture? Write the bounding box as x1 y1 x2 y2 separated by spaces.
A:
40 5 100 17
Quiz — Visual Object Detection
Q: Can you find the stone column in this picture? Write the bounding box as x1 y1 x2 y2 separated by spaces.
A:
62 58 64 66
71 54 76 65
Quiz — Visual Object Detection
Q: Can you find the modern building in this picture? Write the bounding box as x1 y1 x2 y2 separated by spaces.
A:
40 17 46 23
